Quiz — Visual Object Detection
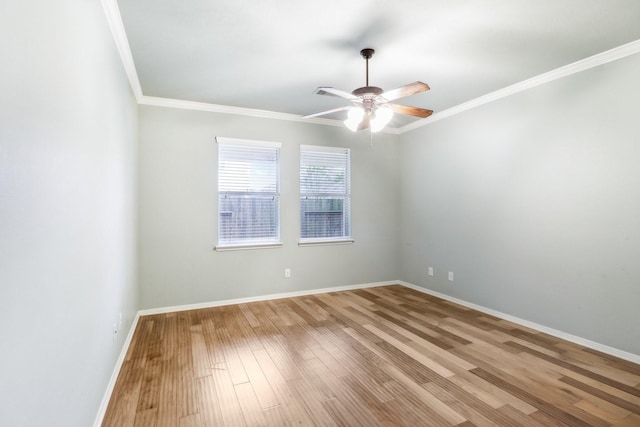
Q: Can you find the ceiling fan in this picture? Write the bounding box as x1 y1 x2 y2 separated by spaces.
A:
303 48 433 132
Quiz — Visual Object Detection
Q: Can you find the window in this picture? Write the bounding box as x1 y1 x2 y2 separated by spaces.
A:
300 145 352 244
216 137 281 249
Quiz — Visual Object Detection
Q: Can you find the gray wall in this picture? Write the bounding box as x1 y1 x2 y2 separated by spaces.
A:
0 1 138 426
399 53 640 355
138 106 400 309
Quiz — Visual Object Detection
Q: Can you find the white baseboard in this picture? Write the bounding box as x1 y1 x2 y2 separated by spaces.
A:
138 280 398 316
398 281 640 365
94 279 640 425
93 311 141 427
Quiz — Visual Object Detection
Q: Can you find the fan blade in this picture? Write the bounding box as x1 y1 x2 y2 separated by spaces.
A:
381 81 430 102
301 106 351 119
388 103 433 118
314 87 360 101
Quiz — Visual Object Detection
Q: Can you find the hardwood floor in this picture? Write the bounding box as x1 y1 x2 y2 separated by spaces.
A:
103 285 640 426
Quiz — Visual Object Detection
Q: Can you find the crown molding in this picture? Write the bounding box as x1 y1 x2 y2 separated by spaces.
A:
138 96 402 134
139 95 342 127
101 0 143 102
398 38 640 134
101 3 639 135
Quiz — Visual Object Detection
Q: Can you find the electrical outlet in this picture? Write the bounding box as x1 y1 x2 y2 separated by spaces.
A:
112 323 118 342
448 271 454 282
428 267 434 277
284 268 291 278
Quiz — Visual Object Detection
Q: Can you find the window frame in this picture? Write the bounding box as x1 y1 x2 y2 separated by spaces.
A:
215 137 282 251
299 145 353 246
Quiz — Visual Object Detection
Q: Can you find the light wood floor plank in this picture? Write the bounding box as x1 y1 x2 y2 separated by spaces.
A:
234 381 268 427
195 374 221 426
177 413 201 427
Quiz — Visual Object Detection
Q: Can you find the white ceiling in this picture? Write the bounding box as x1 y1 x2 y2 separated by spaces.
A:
115 0 640 129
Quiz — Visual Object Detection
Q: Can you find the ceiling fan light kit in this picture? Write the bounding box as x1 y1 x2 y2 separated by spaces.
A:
344 107 365 131
304 48 433 133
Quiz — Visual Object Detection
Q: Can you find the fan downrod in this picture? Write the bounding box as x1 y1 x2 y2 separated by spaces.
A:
360 47 382 90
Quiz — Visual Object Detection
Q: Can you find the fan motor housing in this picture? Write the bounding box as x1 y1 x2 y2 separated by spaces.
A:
352 86 383 97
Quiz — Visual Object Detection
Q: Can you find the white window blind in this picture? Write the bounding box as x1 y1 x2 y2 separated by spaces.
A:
300 145 351 242
217 138 281 247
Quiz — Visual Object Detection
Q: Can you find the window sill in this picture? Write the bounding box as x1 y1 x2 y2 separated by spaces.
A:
298 239 354 247
214 242 283 252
